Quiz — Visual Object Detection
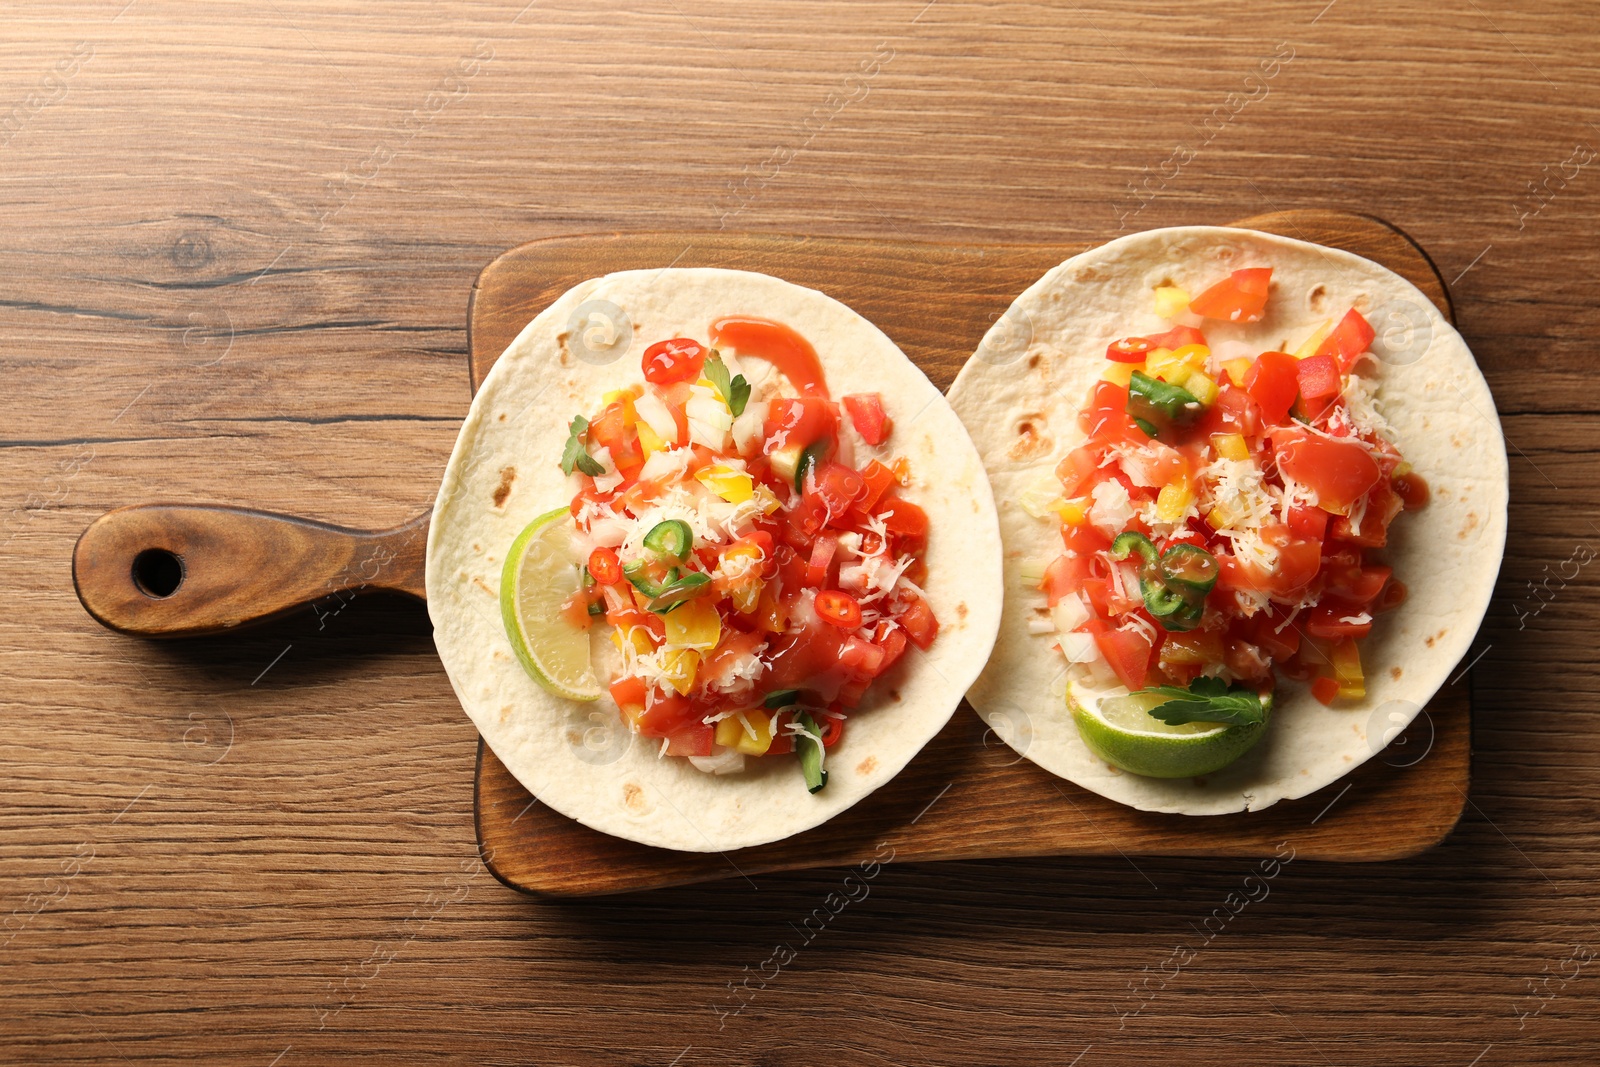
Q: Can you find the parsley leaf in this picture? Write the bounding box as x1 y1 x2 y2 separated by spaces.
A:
1141 676 1268 727
703 350 751 417
560 415 605 477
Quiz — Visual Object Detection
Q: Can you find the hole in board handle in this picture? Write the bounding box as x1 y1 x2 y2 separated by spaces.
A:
132 548 184 599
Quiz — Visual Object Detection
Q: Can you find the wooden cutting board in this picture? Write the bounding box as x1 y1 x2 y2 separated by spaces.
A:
469 210 1472 896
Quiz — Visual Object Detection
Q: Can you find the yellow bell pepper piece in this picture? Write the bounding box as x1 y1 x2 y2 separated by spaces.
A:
1156 479 1194 523
1184 371 1219 407
664 598 721 651
602 386 642 406
1153 286 1191 319
610 625 656 657
1172 343 1211 374
636 421 666 456
696 465 754 503
1332 638 1365 699
1211 433 1249 462
660 649 699 696
1223 358 1253 387
1101 360 1136 387
1293 320 1334 360
1057 497 1090 526
726 709 773 755
752 484 782 516
714 716 744 749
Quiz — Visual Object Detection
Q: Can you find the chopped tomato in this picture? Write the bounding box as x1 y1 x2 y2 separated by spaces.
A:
874 622 909 673
879 498 929 542
1311 675 1341 707
1079 381 1145 444
856 460 897 514
1286 503 1329 542
1296 354 1340 401
842 394 891 445
1056 444 1104 498
763 396 838 450
1189 267 1272 323
1329 478 1404 548
808 461 865 517
818 714 845 748
815 589 863 628
1314 308 1376 372
588 547 622 585
641 338 707 385
1042 554 1082 606
805 536 837 586
588 401 643 480
569 483 613 518
1270 538 1323 596
1095 627 1152 690
1244 351 1300 424
1194 382 1262 439
1306 600 1374 640
1250 608 1302 662
630 692 694 736
839 635 886 677
1107 337 1153 363
663 720 714 757
1271 429 1381 513
899 594 938 650
609 676 648 712
1145 325 1208 350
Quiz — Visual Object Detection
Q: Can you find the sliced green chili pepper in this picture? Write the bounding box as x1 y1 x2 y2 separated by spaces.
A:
1109 533 1217 632
648 571 711 613
641 519 693 562
795 710 828 794
763 688 802 710
1127 371 1203 433
622 560 711 613
1111 531 1158 568
795 437 831 494
1132 416 1161 438
1159 543 1219 594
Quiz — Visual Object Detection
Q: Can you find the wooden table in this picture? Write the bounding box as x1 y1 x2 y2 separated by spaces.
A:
2 2 1593 1063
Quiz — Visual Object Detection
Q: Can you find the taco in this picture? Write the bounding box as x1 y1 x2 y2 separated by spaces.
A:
948 226 1506 815
428 268 1001 851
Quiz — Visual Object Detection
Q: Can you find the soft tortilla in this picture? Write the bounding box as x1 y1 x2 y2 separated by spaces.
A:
428 268 1002 851
947 226 1507 815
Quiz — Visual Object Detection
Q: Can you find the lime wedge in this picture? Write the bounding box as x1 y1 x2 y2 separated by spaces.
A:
1068 680 1270 778
500 507 602 701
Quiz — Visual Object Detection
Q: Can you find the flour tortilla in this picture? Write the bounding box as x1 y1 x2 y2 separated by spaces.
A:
428 268 1002 851
948 227 1507 815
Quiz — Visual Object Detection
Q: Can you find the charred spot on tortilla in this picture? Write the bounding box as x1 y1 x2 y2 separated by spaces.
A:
623 783 645 812
1027 353 1043 370
492 466 516 508
1308 284 1329 313
957 602 968 620
856 756 879 775
1008 415 1052 461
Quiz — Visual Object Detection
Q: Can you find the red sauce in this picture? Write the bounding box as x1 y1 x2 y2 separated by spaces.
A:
710 316 829 398
1393 471 1430 510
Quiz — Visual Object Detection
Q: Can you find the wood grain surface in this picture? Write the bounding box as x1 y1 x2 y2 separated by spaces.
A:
3 2 1595 1064
470 213 1470 895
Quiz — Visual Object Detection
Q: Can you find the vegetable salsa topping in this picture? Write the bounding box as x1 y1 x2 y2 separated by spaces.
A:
550 319 936 792
1029 268 1426 731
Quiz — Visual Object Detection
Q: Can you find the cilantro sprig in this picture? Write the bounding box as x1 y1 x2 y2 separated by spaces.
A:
560 415 605 477
1140 676 1267 727
703 350 750 417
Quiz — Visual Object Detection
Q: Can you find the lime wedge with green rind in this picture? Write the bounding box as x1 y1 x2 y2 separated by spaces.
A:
1068 680 1270 778
500 507 602 701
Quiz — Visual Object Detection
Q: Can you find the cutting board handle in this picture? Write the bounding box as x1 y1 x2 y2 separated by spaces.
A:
72 505 431 638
